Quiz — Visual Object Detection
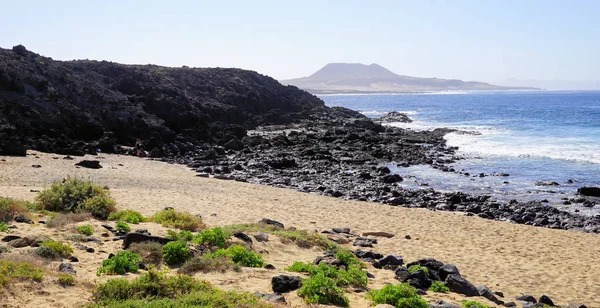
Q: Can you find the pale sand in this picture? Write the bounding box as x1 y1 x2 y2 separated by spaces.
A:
0 151 598 307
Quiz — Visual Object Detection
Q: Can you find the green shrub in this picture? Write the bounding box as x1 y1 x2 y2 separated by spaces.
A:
39 240 73 258
205 245 265 268
64 234 88 242
93 270 271 307
0 222 8 232
108 210 146 224
367 283 428 308
58 273 75 286
297 273 349 306
287 262 366 289
178 256 236 274
115 221 130 232
222 223 335 250
408 265 430 276
286 261 315 273
36 209 59 218
462 300 491 308
77 225 93 235
97 251 141 275
31 246 60 259
35 177 116 219
162 241 191 265
0 197 30 222
335 249 362 268
192 227 231 248
128 242 163 267
429 281 450 293
166 229 194 242
152 209 205 231
0 260 44 287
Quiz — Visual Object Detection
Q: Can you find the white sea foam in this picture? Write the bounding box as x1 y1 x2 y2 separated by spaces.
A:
360 110 419 116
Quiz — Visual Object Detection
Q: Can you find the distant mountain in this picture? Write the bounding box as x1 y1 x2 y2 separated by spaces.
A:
281 63 536 93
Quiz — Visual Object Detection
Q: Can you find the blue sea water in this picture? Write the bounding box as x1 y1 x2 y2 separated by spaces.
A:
321 91 600 214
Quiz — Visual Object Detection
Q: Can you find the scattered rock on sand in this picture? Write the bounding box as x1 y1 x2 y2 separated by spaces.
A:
539 295 554 306
75 160 102 169
258 218 284 229
233 232 253 246
476 285 498 302
332 227 351 234
7 238 28 248
122 232 172 249
254 292 286 304
254 232 269 242
271 275 302 293
58 263 77 275
445 274 478 296
2 235 21 242
362 231 394 238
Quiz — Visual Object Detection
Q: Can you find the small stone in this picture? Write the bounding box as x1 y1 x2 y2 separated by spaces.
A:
58 263 77 275
31 164 42 168
254 232 269 242
264 264 276 270
86 247 95 253
271 275 302 293
405 234 411 239
332 227 350 234
362 231 394 238
68 256 79 262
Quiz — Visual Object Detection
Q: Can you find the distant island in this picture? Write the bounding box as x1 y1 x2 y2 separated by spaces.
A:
281 63 537 93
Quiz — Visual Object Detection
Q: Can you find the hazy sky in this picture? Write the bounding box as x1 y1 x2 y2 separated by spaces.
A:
1 0 599 87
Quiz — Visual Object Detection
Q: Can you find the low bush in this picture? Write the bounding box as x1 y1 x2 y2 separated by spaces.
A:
128 242 163 267
205 245 265 268
93 270 272 307
108 210 146 224
408 265 430 276
0 197 30 222
166 229 194 242
162 240 191 265
58 273 75 286
461 300 491 308
36 209 59 218
0 259 44 287
222 223 335 250
0 222 8 232
152 209 205 231
31 246 60 259
297 273 349 306
335 249 362 268
367 283 428 308
115 221 130 232
35 177 116 219
178 255 237 274
97 251 141 275
39 240 73 258
429 281 450 293
46 213 91 228
192 227 231 248
286 262 367 288
0 246 9 254
77 225 93 235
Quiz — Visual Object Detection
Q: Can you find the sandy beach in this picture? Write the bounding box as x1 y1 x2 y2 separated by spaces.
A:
1 151 598 307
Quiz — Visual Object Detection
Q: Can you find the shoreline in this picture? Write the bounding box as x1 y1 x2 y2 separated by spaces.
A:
0 151 598 307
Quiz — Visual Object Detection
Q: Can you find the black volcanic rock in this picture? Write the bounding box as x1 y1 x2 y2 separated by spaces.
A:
0 46 328 155
578 187 600 197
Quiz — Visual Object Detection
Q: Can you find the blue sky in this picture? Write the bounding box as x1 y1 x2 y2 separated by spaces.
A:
1 0 599 87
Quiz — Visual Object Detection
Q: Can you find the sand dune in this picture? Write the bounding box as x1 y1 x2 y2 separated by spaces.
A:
0 151 598 307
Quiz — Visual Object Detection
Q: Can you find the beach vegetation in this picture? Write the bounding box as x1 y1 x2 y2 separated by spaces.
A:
128 242 164 267
115 221 130 232
162 240 191 265
97 250 141 275
57 273 75 286
408 265 430 276
46 213 91 228
461 300 491 308
77 224 93 235
166 229 194 242
0 259 44 287
151 209 205 231
429 281 450 293
108 210 146 224
204 245 265 268
64 234 88 242
192 227 231 248
178 255 238 274
39 240 73 258
222 223 335 250
92 270 272 307
36 177 116 219
286 261 367 288
367 283 428 308
0 197 30 222
297 272 349 306
0 222 8 232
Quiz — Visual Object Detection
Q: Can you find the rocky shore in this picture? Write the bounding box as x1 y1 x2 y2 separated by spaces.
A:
159 113 600 234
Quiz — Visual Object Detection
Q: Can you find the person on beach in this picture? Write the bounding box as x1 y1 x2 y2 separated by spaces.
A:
135 139 143 157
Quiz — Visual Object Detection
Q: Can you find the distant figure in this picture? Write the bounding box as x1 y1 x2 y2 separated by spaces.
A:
135 139 143 157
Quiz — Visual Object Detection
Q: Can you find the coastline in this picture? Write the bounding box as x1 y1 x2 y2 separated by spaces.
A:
0 151 598 307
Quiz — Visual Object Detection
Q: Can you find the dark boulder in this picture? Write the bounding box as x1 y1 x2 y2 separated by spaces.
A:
233 232 253 246
378 111 413 123
445 274 478 296
381 174 403 183
438 263 461 281
516 295 537 303
122 233 173 249
476 285 498 302
407 258 444 271
578 187 600 197
354 250 384 260
58 263 77 275
75 160 102 169
258 218 284 229
373 255 403 270
271 275 302 293
394 267 411 281
404 269 431 289
538 295 554 306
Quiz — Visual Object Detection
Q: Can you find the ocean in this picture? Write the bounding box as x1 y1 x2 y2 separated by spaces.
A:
321 91 600 214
